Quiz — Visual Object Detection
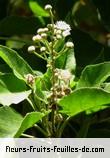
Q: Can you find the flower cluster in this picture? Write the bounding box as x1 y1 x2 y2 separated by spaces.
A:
27 4 74 104
48 69 72 103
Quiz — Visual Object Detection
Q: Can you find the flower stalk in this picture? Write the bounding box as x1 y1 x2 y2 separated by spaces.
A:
27 4 74 137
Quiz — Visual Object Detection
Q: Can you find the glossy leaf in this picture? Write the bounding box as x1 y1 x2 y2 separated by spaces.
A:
0 45 34 80
0 74 31 106
59 88 110 116
77 62 110 88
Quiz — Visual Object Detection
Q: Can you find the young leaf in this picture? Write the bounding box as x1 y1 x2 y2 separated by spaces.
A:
58 88 110 116
0 106 48 137
0 45 34 80
0 74 31 106
77 62 110 88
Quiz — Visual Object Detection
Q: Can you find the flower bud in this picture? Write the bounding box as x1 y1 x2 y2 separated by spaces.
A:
40 47 46 52
25 74 35 85
47 24 56 29
43 28 49 32
32 35 42 41
65 42 74 48
61 91 65 96
45 4 52 10
41 33 47 38
46 64 51 68
56 34 62 39
28 46 35 53
37 28 44 34
56 29 62 35
54 72 59 77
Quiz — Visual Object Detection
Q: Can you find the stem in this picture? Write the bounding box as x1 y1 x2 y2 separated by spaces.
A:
34 124 48 137
56 116 71 137
49 10 56 135
56 48 68 59
34 52 47 60
76 116 91 138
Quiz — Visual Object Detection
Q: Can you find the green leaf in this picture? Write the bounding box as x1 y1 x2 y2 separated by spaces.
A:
56 48 76 73
0 64 11 74
77 62 110 88
58 88 110 116
35 78 47 103
0 106 48 137
28 0 49 17
0 45 34 80
0 106 23 137
34 69 52 103
0 74 31 106
15 111 45 137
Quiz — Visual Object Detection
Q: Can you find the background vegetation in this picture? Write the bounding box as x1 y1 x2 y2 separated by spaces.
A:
0 0 110 137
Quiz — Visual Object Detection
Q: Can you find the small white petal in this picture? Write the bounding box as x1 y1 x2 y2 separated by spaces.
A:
56 21 71 31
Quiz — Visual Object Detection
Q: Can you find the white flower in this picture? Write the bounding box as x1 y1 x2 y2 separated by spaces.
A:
28 46 35 52
55 69 72 83
40 47 46 52
55 21 71 31
45 4 52 10
32 35 42 41
66 42 74 48
62 30 71 37
60 69 72 83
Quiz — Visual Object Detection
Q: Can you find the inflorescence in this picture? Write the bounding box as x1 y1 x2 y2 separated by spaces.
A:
27 4 74 104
